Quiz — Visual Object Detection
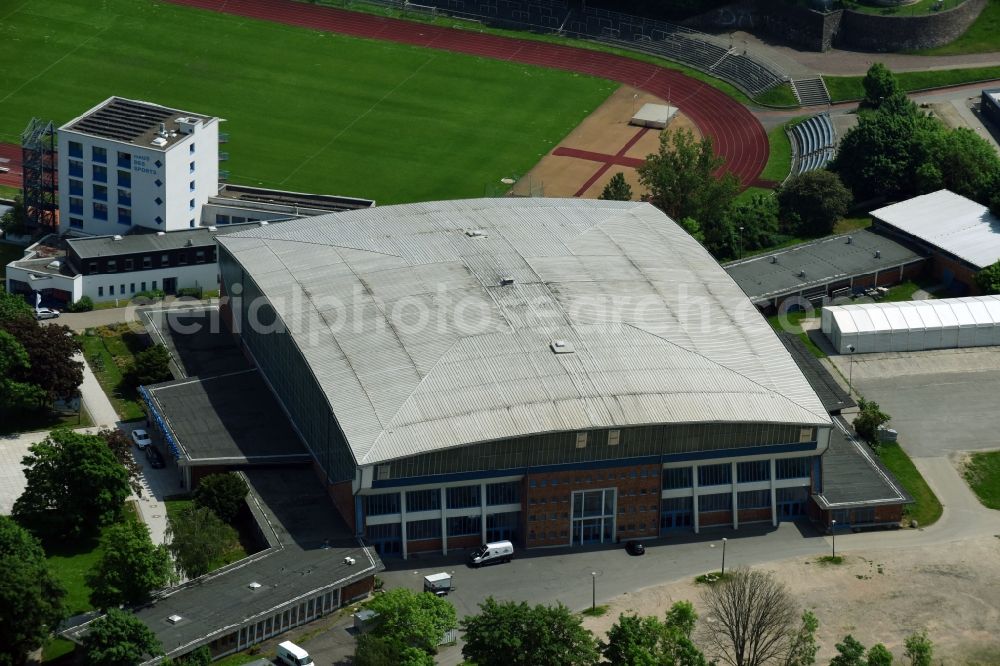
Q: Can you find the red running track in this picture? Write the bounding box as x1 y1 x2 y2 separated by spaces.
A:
165 0 768 188
0 143 22 189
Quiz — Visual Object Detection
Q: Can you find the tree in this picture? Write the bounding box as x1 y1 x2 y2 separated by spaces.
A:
193 473 249 524
0 194 29 235
0 316 82 402
87 520 173 609
866 644 894 666
853 398 890 448
12 429 131 537
98 428 144 497
355 633 435 666
990 190 1000 218
860 63 899 111
783 610 819 666
975 260 1000 295
461 597 599 666
0 287 32 323
0 516 66 666
602 603 707 666
601 172 633 201
0 329 48 414
777 170 852 237
166 506 238 579
829 635 866 666
175 646 212 666
903 630 933 666
365 588 456 656
82 608 161 666
923 127 1000 204
725 192 780 256
637 128 739 245
129 344 172 388
699 567 799 666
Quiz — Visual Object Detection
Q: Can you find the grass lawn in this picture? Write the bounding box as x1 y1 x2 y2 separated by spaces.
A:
164 498 251 570
41 637 76 663
77 324 146 421
963 451 1000 509
908 0 1000 55
833 216 872 234
1 0 616 206
0 407 92 436
0 184 21 199
825 65 1000 102
841 0 964 15
45 534 104 616
767 310 826 358
760 124 793 182
878 442 943 526
755 83 799 107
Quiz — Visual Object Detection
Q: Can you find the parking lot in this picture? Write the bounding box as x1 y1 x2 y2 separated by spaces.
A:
829 347 1000 458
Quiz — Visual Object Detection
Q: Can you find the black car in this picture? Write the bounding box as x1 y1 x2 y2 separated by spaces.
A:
625 541 646 556
145 444 166 469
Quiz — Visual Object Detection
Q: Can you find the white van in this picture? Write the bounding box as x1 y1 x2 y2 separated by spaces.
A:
275 640 314 666
468 540 514 567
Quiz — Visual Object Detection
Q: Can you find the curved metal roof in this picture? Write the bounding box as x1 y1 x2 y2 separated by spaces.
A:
219 199 829 466
824 295 1000 335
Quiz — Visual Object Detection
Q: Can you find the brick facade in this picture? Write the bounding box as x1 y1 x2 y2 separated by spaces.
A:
341 576 375 604
738 507 772 524
524 463 662 548
700 510 733 527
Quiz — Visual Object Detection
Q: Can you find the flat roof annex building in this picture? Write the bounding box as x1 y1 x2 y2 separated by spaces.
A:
216 198 836 558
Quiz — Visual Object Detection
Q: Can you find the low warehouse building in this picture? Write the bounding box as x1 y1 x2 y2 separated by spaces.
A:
870 190 1000 295
821 295 1000 354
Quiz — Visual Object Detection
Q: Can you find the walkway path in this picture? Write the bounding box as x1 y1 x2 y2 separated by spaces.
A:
166 0 768 188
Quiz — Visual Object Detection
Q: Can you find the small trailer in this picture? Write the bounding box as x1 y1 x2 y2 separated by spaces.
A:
423 572 455 596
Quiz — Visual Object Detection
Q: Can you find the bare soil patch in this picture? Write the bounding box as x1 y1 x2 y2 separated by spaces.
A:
581 535 1000 663
513 85 700 200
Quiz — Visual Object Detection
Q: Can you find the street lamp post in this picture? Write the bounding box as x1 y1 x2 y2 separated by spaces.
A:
738 227 744 260
847 344 855 395
831 519 837 558
721 537 728 576
591 571 597 610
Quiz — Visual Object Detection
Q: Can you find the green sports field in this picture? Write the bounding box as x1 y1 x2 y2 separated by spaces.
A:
0 0 615 204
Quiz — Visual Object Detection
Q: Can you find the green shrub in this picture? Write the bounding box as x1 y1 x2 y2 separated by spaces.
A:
66 296 94 313
133 289 165 301
176 287 203 299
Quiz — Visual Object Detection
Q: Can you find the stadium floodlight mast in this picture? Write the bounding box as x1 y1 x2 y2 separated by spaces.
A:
847 344 856 394
831 519 837 558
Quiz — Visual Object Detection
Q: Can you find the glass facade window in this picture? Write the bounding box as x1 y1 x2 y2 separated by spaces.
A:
69 218 83 230
486 511 520 543
776 457 812 480
117 151 131 168
406 519 440 541
118 208 131 225
93 165 107 183
68 141 82 158
699 492 732 512
738 490 771 509
92 146 107 163
364 493 400 516
93 202 108 220
142 257 152 269
447 515 480 537
662 467 692 490
571 488 615 545
93 184 107 201
69 197 83 215
118 189 131 206
698 463 731 487
69 179 83 196
405 489 439 513
486 481 519 506
737 460 770 483
118 170 131 188
446 485 479 509
68 160 83 178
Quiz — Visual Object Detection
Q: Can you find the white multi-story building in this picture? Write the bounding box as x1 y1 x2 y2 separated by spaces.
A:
57 97 220 236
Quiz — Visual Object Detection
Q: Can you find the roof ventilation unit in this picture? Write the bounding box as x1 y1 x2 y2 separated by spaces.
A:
151 136 168 148
208 226 217 232
846 236 852 244
185 239 193 247
248 582 262 590
47 260 61 270
156 231 166 236
550 339 575 354
798 270 806 278
499 277 514 286
769 256 777 264
259 220 269 226
874 250 881 258
112 235 123 241
167 614 183 625
158 122 167 137
465 229 487 238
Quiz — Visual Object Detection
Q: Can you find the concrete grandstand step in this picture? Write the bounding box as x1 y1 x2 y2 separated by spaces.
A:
792 77 830 107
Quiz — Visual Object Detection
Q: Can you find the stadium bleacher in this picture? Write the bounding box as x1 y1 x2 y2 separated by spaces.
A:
790 113 836 176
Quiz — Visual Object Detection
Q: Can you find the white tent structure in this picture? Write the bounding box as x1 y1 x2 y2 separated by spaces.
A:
821 295 1000 354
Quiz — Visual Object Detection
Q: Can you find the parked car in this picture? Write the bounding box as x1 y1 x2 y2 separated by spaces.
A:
35 308 60 320
144 444 165 469
625 541 646 556
131 429 152 449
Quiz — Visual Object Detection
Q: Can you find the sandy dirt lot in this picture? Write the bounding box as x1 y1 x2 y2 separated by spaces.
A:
513 85 701 200
581 533 1000 664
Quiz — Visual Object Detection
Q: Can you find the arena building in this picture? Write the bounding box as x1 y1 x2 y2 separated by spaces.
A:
214 198 833 558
